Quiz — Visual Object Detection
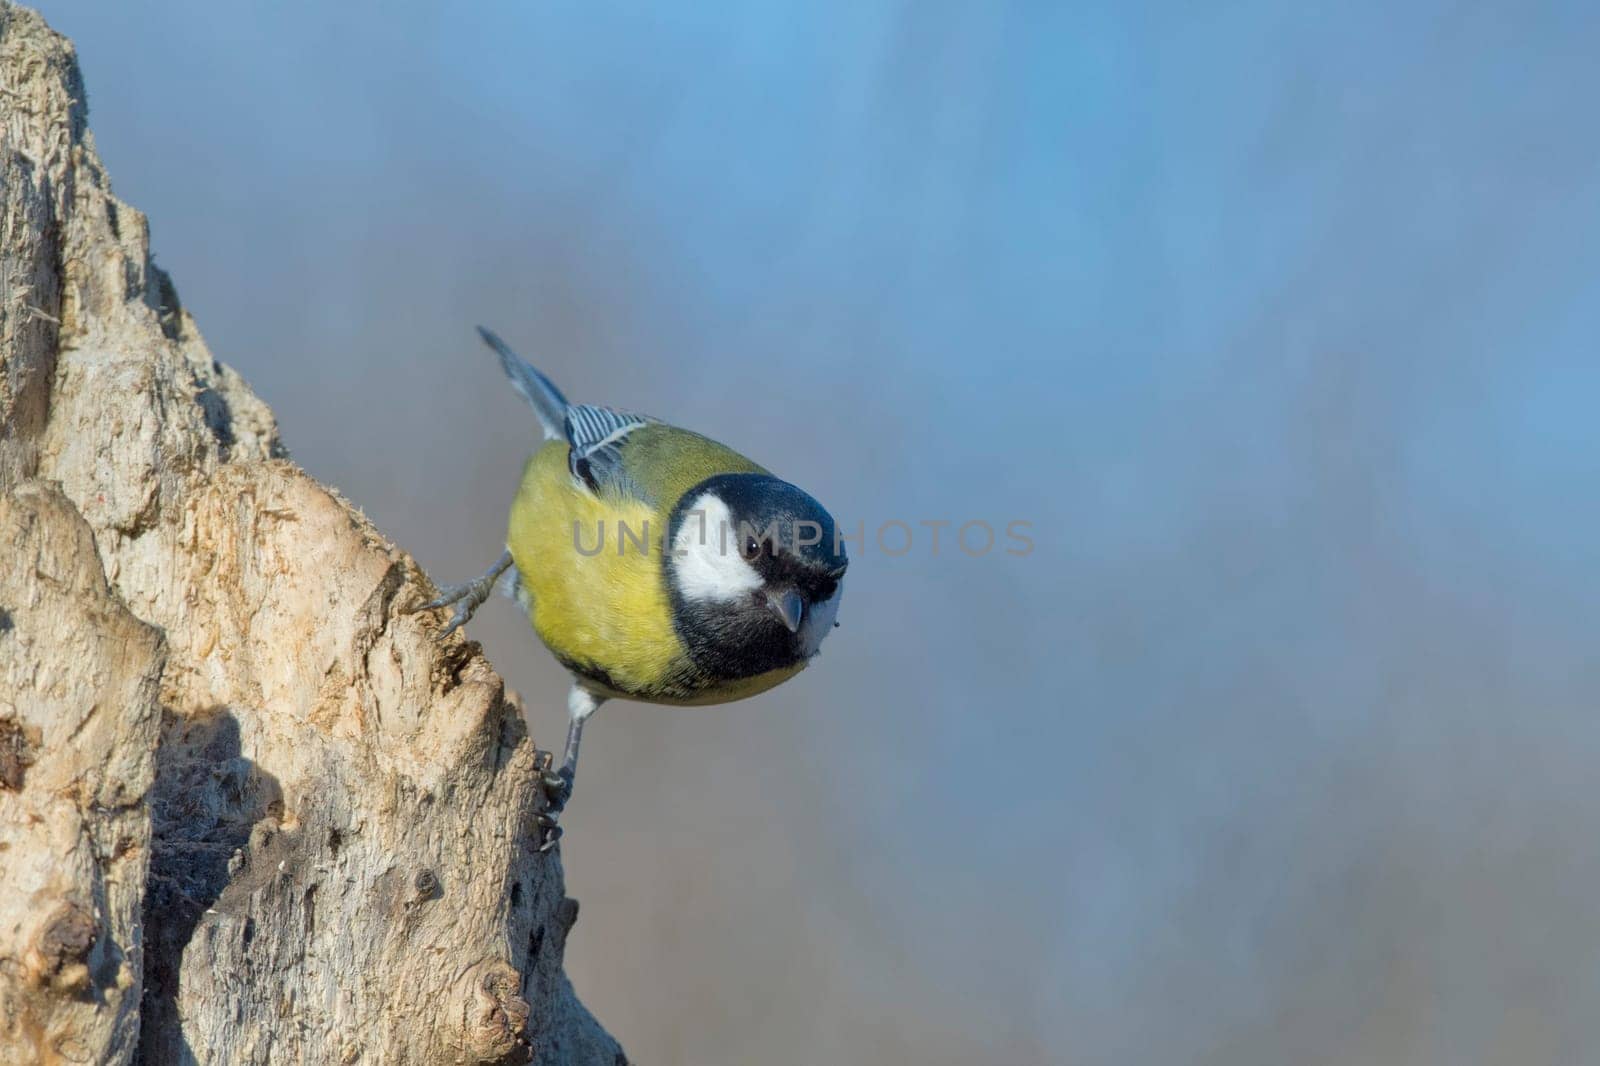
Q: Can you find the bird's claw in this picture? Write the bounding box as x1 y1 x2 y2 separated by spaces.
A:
414 581 471 613
536 805 566 852
411 579 491 636
533 754 574 852
440 601 474 637
408 552 513 637
541 771 573 805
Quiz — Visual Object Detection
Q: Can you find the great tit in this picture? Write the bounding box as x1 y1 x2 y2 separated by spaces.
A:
414 328 847 848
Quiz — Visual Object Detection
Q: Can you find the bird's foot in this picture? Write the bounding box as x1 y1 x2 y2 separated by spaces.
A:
409 550 512 637
534 749 574 852
414 578 493 637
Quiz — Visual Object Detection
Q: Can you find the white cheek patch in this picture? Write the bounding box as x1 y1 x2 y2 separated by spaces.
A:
671 492 763 603
797 581 842 658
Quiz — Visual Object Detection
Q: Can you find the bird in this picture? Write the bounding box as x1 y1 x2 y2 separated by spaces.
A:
411 327 848 849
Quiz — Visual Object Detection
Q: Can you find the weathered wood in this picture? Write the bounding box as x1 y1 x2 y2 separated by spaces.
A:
0 5 624 1062
0 482 165 1064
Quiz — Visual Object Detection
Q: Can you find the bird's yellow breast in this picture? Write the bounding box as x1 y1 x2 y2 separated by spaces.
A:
505 439 805 704
508 442 682 697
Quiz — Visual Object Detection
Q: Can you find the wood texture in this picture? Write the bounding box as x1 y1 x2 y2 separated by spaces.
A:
0 6 624 1062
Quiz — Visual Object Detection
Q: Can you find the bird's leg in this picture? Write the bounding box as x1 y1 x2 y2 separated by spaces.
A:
411 549 513 636
536 685 605 852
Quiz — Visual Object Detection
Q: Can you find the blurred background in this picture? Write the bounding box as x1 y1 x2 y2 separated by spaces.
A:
50 2 1600 1062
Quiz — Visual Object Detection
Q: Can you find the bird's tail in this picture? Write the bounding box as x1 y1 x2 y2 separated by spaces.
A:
476 326 568 441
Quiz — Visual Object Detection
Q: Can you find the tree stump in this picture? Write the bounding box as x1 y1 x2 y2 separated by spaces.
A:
0 6 624 1063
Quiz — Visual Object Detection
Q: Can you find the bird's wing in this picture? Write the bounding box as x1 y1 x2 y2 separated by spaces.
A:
564 403 656 496
476 326 663 497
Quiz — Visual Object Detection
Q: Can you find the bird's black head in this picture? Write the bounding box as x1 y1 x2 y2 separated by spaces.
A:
666 473 848 680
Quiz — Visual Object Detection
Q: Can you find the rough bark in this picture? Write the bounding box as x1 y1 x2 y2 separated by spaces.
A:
0 6 624 1063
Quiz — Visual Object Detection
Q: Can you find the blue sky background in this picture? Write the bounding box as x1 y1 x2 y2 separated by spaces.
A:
49 2 1600 1062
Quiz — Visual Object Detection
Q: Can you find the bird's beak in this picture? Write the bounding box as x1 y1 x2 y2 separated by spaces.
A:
767 589 805 633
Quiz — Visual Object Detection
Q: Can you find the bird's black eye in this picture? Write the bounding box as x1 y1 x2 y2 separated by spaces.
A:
741 536 761 561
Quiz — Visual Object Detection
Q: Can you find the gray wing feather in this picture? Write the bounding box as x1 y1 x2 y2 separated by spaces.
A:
477 326 568 441
477 326 653 494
